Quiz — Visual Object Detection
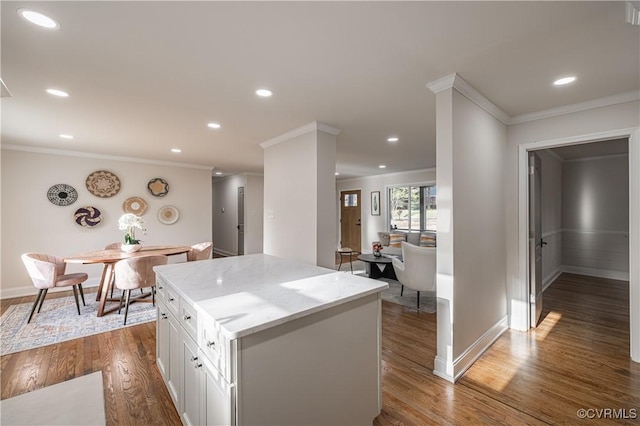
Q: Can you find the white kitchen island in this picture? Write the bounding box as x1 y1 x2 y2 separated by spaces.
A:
154 254 388 426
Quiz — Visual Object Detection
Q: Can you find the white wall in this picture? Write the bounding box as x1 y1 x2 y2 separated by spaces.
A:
538 149 563 288
506 99 639 362
245 174 265 255
212 173 264 256
431 82 508 382
561 154 629 277
262 125 337 268
450 90 508 367
316 131 337 268
1 148 213 298
336 168 436 252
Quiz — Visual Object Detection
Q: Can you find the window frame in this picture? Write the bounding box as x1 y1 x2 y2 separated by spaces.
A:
385 181 437 233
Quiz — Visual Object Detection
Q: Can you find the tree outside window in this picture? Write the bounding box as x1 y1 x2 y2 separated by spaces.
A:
388 185 436 231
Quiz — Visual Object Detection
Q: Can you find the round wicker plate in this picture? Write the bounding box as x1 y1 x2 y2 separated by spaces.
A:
47 184 78 206
86 170 121 198
147 178 169 197
123 197 148 216
74 206 102 227
158 205 179 225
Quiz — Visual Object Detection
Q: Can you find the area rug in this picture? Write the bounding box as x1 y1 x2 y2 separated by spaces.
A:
347 260 436 313
1 292 156 356
0 371 105 425
378 278 436 313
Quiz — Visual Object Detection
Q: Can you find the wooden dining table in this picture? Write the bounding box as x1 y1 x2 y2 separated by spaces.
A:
64 245 192 317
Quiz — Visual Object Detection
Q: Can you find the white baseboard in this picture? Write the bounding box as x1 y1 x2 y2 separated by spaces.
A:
560 265 629 282
433 315 509 383
451 315 509 382
433 356 454 383
1 277 101 300
543 267 563 292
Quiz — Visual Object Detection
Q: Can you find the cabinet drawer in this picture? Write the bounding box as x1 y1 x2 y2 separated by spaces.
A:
165 287 180 317
155 276 168 303
180 298 198 340
198 321 227 374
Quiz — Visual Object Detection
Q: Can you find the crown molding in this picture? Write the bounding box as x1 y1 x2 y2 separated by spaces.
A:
427 73 510 125
259 121 341 149
509 90 640 125
1 144 215 170
426 74 458 94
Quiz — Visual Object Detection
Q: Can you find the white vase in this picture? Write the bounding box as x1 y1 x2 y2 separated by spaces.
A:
121 244 142 253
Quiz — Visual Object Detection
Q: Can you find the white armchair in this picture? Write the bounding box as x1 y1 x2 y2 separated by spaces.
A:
391 241 436 309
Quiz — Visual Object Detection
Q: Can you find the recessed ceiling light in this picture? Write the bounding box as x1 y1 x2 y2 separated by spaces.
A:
553 76 576 86
207 122 221 129
171 148 182 153
215 171 223 175
387 137 399 143
18 9 59 29
46 88 69 97
378 164 387 169
59 134 74 139
256 89 272 97
335 172 340 176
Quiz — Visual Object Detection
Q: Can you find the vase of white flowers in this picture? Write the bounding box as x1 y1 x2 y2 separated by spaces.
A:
118 213 146 252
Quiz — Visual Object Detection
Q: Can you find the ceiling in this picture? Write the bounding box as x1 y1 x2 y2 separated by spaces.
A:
2 2 638 179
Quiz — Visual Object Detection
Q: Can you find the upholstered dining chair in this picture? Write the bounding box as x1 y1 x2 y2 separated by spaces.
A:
21 253 88 323
114 255 168 325
391 242 437 309
187 242 213 262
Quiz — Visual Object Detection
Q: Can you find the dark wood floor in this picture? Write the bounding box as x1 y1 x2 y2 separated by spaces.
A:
2 273 638 425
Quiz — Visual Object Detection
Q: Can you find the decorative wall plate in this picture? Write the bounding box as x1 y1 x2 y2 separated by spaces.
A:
74 206 102 227
158 205 179 225
86 170 121 198
147 178 169 197
123 197 148 216
47 184 78 206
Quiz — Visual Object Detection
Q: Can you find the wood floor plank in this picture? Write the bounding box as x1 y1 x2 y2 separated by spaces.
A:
1 273 638 425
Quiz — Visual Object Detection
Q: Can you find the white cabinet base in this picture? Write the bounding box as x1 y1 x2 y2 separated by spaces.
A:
236 293 381 426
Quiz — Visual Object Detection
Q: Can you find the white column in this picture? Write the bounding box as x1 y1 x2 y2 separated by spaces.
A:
261 121 339 268
428 74 509 382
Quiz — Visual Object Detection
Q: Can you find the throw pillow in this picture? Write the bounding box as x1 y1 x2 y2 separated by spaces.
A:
378 232 390 247
420 231 437 247
389 232 406 248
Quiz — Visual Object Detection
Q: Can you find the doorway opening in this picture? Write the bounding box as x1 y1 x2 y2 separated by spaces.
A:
518 127 639 362
237 186 245 256
339 190 362 255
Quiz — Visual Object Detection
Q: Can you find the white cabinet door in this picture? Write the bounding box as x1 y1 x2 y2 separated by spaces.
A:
167 309 181 408
181 330 201 426
156 303 170 380
201 353 234 426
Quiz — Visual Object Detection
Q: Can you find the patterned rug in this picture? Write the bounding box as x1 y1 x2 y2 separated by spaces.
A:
1 292 156 356
345 260 437 313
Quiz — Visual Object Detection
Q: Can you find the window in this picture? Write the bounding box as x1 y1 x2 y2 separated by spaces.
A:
388 184 437 231
344 193 358 207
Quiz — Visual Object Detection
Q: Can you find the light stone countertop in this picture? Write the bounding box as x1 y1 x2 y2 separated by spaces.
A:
154 254 388 339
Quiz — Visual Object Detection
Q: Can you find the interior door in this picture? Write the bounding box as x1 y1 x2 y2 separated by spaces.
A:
340 190 361 253
237 186 245 256
529 152 543 327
